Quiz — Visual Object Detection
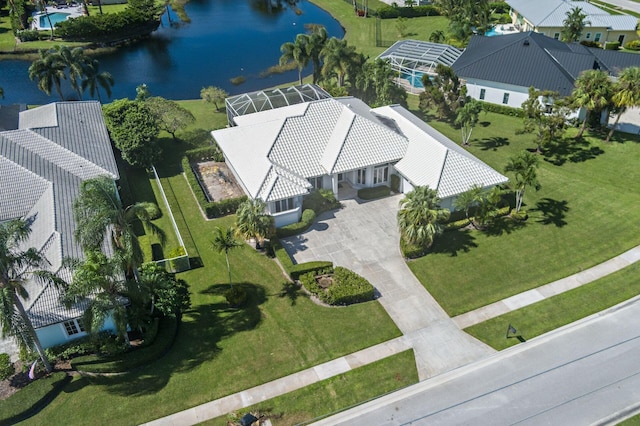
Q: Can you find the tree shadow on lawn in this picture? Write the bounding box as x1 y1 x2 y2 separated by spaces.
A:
531 198 569 227
482 216 527 237
76 283 266 397
543 138 604 166
276 282 309 306
476 136 510 151
431 229 477 257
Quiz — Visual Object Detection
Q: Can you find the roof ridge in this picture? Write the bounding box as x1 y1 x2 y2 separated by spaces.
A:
321 107 356 175
434 149 449 193
543 47 583 83
0 151 51 185
24 230 61 312
455 33 532 73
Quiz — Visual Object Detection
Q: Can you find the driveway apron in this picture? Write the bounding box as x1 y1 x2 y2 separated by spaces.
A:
281 195 494 380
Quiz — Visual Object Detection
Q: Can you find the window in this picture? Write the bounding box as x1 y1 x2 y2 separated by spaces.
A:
274 197 295 213
595 33 602 42
618 34 625 45
373 166 389 184
63 320 80 336
357 168 366 185
586 32 591 40
502 93 510 105
337 173 344 182
308 176 323 190
553 32 560 40
479 88 486 100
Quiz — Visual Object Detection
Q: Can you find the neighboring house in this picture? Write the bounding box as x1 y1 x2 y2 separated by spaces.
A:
212 97 507 228
0 101 120 353
452 31 640 111
506 0 639 45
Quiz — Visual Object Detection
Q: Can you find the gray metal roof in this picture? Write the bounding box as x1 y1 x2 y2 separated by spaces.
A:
377 40 463 74
0 101 119 329
506 0 637 30
453 32 604 96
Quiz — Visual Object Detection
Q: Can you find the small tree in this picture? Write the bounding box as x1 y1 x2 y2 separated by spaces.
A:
504 151 541 212
454 185 482 224
397 186 450 249
235 198 274 249
606 66 640 143
561 7 590 43
521 87 567 153
200 86 229 111
396 17 408 38
429 30 445 44
455 99 483 146
211 226 242 289
419 64 465 120
571 69 613 138
145 96 196 140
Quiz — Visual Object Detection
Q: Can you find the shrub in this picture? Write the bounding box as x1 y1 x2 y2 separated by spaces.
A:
224 287 247 307
16 29 41 42
0 372 70 425
444 218 471 231
71 316 178 373
145 202 162 220
46 331 126 361
302 189 340 214
580 40 600 48
390 174 401 193
604 41 620 50
375 4 439 18
276 209 316 238
358 185 390 200
289 261 333 281
184 145 223 162
489 1 509 13
497 13 511 24
300 267 374 305
400 236 428 258
624 40 640 51
167 246 189 272
510 208 528 221
0 353 13 380
479 101 525 117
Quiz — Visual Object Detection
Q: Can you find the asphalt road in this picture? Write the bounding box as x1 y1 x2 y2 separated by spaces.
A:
314 298 640 425
600 0 640 14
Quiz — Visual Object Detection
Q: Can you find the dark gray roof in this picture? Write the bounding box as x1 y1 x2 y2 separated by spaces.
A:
0 104 25 131
453 32 640 97
0 101 119 329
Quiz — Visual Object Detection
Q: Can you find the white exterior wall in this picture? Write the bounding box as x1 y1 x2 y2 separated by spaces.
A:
272 207 302 228
36 316 118 349
465 79 530 109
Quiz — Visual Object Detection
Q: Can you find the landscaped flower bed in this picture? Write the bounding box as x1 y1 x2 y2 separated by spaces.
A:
300 267 375 305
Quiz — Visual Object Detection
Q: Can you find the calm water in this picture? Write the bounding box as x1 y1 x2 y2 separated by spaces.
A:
0 0 343 104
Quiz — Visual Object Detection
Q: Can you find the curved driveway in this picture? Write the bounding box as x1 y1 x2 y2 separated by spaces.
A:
281 195 494 380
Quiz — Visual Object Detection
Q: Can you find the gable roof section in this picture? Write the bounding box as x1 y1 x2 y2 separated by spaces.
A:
374 105 508 198
506 0 637 30
0 155 50 221
453 32 598 96
588 48 640 75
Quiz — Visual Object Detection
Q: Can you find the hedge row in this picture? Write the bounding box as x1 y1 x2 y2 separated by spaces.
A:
184 145 223 163
375 5 440 18
480 101 525 117
71 316 178 373
181 156 246 219
270 238 333 280
358 185 391 200
300 267 375 305
624 40 640 51
276 209 316 238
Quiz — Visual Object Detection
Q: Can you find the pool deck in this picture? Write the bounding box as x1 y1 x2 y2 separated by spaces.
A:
31 6 83 31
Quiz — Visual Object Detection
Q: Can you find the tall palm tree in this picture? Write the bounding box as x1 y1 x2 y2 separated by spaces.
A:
81 58 114 103
280 34 311 85
304 25 328 84
28 48 67 101
606 66 640 143
63 251 130 342
235 198 274 249
211 226 241 289
0 219 66 373
397 186 450 248
320 37 361 88
54 45 87 100
73 176 165 278
504 151 541 212
571 69 613 138
561 6 590 43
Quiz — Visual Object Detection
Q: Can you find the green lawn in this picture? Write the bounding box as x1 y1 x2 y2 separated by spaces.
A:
18 102 402 426
406 95 640 316
465 262 640 350
203 350 418 426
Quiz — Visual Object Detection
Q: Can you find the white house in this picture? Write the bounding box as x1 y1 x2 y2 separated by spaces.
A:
212 97 508 227
0 101 120 356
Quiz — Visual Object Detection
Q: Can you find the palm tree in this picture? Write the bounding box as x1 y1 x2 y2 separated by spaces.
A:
571 69 613 138
397 186 450 249
235 198 274 249
304 25 328 84
280 34 310 85
211 226 242 289
28 48 67 101
504 151 541 212
453 185 482 226
606 67 640 143
81 58 114 103
0 219 66 373
63 251 130 342
54 45 87 100
320 37 361 88
561 6 590 43
73 176 165 278
38 0 55 40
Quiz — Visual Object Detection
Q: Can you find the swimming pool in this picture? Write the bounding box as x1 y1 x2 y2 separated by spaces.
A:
38 12 70 29
401 71 426 88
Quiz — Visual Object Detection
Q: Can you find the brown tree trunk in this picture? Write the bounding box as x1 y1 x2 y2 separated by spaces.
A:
605 108 624 143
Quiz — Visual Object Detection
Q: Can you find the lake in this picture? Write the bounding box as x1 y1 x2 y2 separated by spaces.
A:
0 0 344 104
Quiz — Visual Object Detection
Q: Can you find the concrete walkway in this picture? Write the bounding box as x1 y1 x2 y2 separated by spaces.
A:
281 195 495 381
453 245 640 329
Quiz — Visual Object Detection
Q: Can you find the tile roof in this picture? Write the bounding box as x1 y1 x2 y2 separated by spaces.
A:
0 101 119 329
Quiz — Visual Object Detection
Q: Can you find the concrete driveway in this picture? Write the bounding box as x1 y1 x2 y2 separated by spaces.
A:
281 195 494 380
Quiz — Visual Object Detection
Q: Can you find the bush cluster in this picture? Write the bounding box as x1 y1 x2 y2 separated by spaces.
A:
302 189 340 214
510 209 528 221
181 156 246 219
185 145 224 163
604 41 620 51
16 29 44 42
580 40 600 48
375 5 440 18
624 40 640 51
358 185 390 200
480 101 525 117
300 267 375 305
45 331 127 361
276 209 316 238
390 174 401 193
400 236 429 259
0 353 13 380
224 287 248 307
444 218 471 231
290 261 334 281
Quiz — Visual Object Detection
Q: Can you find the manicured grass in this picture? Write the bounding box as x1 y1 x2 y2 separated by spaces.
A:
465 262 640 351
203 350 418 426
0 372 70 424
19 103 402 426
406 95 640 316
